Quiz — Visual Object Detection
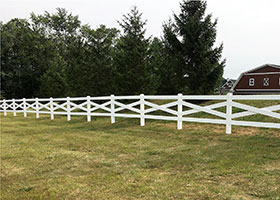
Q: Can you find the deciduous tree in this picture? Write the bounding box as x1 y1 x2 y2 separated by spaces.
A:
0 19 47 98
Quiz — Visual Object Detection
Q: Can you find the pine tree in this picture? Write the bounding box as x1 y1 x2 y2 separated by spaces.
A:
113 6 155 95
161 0 225 94
39 55 68 97
67 25 118 96
149 37 165 94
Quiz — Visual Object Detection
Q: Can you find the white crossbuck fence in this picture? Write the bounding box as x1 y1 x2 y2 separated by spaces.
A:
1 93 280 134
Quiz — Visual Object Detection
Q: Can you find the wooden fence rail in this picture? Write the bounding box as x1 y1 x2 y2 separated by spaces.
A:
1 93 280 134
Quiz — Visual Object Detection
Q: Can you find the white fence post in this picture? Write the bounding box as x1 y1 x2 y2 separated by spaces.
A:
13 98 16 116
3 99 7 116
111 95 115 124
50 97 54 120
87 96 91 122
226 93 233 134
67 97 71 121
140 94 145 126
177 93 183 130
23 98 27 117
35 98 39 118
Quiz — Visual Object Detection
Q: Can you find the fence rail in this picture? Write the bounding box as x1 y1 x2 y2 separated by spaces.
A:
1 93 280 134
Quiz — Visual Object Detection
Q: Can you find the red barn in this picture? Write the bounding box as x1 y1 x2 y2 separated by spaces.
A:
232 64 280 94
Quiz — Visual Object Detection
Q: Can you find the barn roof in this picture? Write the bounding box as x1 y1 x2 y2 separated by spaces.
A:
243 64 280 74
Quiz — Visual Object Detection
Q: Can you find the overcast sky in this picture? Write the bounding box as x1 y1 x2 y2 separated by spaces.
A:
1 0 280 79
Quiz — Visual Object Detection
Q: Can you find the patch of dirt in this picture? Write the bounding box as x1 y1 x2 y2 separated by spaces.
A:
2 166 25 176
232 127 260 136
157 121 268 136
264 161 280 171
265 129 280 138
146 120 280 139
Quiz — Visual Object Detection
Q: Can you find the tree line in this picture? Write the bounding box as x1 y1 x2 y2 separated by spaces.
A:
0 0 225 99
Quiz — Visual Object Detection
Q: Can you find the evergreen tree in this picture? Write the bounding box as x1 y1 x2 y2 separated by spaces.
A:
161 0 225 94
157 21 182 94
39 55 68 97
113 6 155 95
67 25 118 96
148 37 165 94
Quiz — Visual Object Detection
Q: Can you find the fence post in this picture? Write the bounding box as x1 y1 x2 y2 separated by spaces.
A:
67 97 71 121
177 93 183 130
3 99 7 116
111 95 115 124
87 96 91 122
140 94 145 126
50 97 54 120
13 98 16 116
226 93 233 134
35 98 39 118
23 98 27 117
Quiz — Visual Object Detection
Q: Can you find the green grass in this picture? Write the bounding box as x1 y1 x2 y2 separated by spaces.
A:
1 111 280 199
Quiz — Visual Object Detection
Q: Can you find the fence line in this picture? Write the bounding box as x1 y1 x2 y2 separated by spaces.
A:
1 93 280 134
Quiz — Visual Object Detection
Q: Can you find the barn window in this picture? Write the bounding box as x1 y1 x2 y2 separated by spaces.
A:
264 78 269 86
249 78 254 86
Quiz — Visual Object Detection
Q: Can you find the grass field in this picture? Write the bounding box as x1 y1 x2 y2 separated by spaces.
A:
1 109 280 199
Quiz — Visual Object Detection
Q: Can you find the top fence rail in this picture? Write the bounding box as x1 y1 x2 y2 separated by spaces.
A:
2 94 280 102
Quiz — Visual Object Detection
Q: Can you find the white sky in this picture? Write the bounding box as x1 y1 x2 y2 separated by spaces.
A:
1 0 280 79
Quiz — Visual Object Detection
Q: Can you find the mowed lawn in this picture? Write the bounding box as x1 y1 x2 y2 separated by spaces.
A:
1 111 280 199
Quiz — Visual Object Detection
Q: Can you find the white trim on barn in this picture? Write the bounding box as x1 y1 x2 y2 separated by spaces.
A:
246 72 280 75
249 78 254 86
235 89 280 91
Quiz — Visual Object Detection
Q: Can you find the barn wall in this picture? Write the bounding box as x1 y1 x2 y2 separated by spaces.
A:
235 74 280 90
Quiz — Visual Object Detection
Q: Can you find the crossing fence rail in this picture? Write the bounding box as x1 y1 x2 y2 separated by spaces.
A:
1 93 280 134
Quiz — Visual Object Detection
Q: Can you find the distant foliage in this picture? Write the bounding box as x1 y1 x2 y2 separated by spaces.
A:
0 1 225 99
30 8 82 97
1 19 48 98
